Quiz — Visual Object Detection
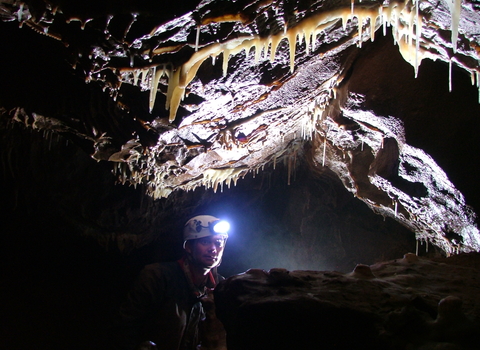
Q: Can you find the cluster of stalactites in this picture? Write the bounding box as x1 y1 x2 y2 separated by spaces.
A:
8 0 471 117
201 168 246 193
114 0 472 199
121 0 430 122
143 167 249 199
300 78 338 141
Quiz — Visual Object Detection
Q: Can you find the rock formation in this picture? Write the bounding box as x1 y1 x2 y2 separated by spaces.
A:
215 253 480 350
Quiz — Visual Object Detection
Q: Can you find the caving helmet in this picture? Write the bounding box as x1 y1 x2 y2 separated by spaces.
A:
183 215 230 247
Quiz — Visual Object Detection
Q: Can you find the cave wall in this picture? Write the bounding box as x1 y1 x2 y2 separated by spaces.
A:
344 29 480 213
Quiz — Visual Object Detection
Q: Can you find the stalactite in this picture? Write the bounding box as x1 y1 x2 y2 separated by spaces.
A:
17 2 24 23
476 70 480 103
195 25 200 52
450 0 462 54
449 59 453 93
322 137 326 166
414 1 420 77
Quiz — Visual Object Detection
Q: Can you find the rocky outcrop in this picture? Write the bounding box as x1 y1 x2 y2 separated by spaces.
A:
215 253 480 350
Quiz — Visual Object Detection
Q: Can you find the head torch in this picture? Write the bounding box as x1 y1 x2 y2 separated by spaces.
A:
183 215 230 246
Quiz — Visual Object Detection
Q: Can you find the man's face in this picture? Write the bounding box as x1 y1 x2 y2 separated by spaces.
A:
186 234 227 269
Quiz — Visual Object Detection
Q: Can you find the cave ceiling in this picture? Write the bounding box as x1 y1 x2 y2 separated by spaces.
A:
1 0 480 255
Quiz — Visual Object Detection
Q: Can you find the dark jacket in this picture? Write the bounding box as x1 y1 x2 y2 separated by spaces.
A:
113 260 221 350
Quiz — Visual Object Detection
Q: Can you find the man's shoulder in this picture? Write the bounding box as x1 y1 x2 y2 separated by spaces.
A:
217 274 225 282
143 260 181 275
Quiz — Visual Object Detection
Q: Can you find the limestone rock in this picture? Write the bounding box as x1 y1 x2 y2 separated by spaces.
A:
214 253 480 350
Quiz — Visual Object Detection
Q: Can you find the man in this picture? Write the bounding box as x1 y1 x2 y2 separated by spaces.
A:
113 215 229 350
